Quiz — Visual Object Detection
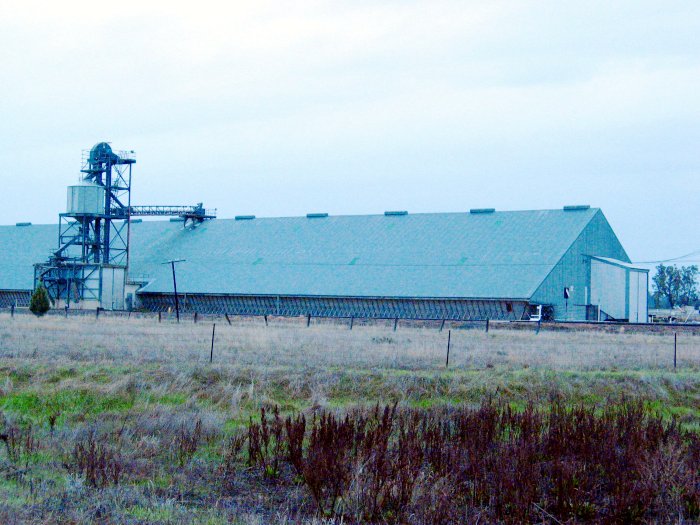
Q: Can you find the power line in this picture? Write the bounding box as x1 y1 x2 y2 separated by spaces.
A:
633 249 700 265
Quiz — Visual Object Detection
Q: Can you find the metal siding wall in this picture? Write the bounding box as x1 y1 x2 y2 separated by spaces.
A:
590 259 627 319
138 294 529 321
531 211 630 320
628 270 638 322
641 272 649 321
628 270 648 323
112 268 125 310
0 291 31 307
100 268 126 310
101 268 113 310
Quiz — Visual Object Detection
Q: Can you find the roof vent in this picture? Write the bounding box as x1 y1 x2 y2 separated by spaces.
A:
306 213 328 219
563 205 590 211
384 210 408 216
15 222 31 227
170 217 185 222
235 215 256 221
470 208 495 214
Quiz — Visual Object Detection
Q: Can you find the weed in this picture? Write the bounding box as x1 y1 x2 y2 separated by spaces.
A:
65 429 123 488
219 433 246 491
0 418 38 468
0 316 698 523
246 401 700 524
248 406 284 479
172 418 203 467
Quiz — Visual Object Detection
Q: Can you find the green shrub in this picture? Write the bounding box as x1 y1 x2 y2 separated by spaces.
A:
29 284 50 316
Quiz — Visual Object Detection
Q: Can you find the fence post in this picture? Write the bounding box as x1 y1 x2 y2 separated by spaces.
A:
158 311 162 323
393 318 398 332
194 312 198 324
307 314 311 327
445 330 451 368
536 319 541 335
485 318 489 333
674 332 677 371
225 314 231 326
264 315 268 327
210 323 216 363
95 308 100 319
10 304 14 318
439 319 445 332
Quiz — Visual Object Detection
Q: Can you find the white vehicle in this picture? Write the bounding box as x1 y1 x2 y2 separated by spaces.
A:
528 305 543 322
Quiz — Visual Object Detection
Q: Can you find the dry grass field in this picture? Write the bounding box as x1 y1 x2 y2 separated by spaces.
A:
0 312 698 523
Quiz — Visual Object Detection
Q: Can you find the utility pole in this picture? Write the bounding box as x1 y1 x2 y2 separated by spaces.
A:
163 259 185 322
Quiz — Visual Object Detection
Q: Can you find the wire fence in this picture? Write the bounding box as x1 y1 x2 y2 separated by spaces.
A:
0 307 697 372
2 305 699 334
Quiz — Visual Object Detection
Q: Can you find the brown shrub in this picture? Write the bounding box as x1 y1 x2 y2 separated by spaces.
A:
172 418 203 467
65 430 123 488
1 421 38 467
245 401 700 524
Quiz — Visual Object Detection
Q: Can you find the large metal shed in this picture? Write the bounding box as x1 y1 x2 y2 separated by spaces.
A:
0 206 647 321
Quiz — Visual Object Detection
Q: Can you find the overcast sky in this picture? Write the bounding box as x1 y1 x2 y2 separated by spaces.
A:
0 0 698 267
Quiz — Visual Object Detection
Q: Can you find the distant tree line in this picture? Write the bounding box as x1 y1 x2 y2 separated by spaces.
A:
652 264 698 309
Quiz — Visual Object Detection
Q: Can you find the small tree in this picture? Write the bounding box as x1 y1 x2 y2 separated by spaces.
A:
29 283 51 316
652 264 699 308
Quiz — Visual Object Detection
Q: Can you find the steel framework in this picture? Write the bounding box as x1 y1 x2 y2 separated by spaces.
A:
35 143 135 306
34 143 217 309
123 205 216 220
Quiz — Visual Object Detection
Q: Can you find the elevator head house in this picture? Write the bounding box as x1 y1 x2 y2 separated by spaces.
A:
0 204 647 322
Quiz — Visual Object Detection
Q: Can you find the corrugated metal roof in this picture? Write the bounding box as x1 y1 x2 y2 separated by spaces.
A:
0 208 600 299
0 224 56 290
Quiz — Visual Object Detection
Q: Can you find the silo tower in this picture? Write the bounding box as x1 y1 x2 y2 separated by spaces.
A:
35 143 135 309
35 142 215 310
77 142 135 266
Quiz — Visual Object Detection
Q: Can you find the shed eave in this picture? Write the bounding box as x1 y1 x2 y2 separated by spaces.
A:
587 255 649 272
135 290 531 302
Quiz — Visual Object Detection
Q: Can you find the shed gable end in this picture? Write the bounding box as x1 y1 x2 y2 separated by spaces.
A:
530 210 629 319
